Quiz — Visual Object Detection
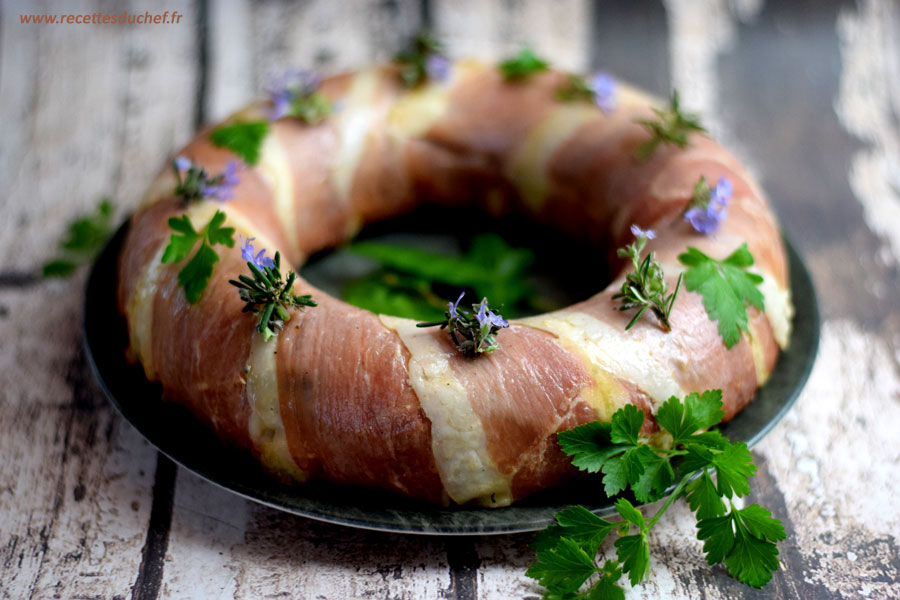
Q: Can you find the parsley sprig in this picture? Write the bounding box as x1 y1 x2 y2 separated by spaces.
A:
42 198 114 277
161 210 235 304
345 233 545 321
499 48 549 80
677 244 765 349
634 91 706 161
612 226 682 331
527 390 785 597
210 121 270 166
229 251 316 341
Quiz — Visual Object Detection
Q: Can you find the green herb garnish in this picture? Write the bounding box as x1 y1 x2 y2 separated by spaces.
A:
634 90 706 161
344 233 544 321
417 292 509 358
499 48 549 81
161 210 235 304
229 251 316 341
527 390 785 597
42 199 114 277
394 32 446 88
612 226 682 331
677 244 765 349
556 74 596 103
210 121 270 166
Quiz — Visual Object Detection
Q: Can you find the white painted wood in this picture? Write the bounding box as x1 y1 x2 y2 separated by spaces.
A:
662 0 764 152
433 0 590 72
160 468 249 599
161 467 453 599
836 0 900 269
206 0 424 123
0 0 196 597
755 320 900 599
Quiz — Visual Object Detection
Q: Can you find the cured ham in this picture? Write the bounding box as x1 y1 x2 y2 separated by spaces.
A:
118 61 792 506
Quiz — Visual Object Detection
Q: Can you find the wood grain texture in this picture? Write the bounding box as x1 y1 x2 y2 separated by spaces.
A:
432 0 590 72
0 0 195 598
1 0 899 598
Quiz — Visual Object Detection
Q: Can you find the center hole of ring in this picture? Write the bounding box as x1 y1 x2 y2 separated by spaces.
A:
300 205 614 321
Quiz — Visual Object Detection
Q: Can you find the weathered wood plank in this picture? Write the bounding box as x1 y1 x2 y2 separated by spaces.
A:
591 0 671 97
755 320 900 599
0 0 198 598
433 0 590 72
205 0 425 123
835 0 900 269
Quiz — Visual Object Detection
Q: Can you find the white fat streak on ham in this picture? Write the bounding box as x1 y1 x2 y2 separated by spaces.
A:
378 315 512 507
256 130 301 259
505 102 601 211
332 68 382 206
518 312 687 419
245 331 306 482
385 68 458 140
126 243 166 379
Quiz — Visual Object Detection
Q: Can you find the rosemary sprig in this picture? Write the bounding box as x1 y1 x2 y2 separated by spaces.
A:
612 226 682 331
417 292 509 358
394 32 449 88
229 251 316 341
556 72 616 113
634 90 706 161
172 157 241 205
268 70 332 124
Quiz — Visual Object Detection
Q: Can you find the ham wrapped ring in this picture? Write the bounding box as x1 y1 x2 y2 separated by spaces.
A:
117 61 792 507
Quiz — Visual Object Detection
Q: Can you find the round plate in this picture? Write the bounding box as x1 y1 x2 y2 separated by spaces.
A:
83 223 819 535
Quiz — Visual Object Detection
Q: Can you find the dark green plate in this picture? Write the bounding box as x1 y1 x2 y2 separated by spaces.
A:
84 221 818 535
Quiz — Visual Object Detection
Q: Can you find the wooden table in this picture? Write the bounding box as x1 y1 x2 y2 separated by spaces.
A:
2 0 899 598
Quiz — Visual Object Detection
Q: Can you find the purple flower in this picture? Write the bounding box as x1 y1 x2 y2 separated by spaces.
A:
239 235 275 269
475 298 509 330
174 155 191 172
630 224 656 240
267 69 321 120
203 160 242 202
711 176 732 207
588 72 616 113
425 54 451 82
685 176 731 234
448 291 465 319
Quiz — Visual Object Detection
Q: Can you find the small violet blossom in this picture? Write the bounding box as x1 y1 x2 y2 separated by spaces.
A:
475 298 509 329
239 235 275 269
268 69 321 120
202 160 242 202
425 54 451 83
684 176 732 234
447 291 465 319
588 72 616 113
630 224 656 240
174 156 191 172
173 157 241 204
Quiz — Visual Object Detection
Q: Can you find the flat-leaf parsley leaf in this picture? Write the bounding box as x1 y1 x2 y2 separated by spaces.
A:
161 210 235 304
210 121 270 166
677 244 765 349
499 48 549 80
